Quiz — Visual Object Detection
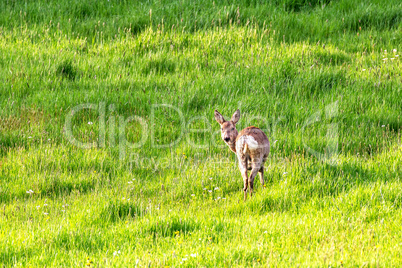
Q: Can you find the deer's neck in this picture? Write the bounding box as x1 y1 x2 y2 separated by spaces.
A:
228 141 236 153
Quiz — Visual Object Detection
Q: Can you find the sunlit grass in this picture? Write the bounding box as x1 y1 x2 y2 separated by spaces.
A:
0 0 401 266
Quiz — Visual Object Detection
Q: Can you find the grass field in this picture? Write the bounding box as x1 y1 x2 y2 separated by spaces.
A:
1 0 401 266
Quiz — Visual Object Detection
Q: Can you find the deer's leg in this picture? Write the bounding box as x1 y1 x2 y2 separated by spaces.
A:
258 166 264 188
259 156 268 188
249 160 263 197
238 155 249 201
242 168 249 201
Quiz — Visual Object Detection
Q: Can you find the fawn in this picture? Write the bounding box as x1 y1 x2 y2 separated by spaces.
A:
214 109 270 200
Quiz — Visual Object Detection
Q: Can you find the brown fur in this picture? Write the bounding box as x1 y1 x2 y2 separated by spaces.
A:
214 110 270 200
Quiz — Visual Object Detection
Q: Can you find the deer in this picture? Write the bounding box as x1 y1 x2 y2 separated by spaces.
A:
214 109 270 201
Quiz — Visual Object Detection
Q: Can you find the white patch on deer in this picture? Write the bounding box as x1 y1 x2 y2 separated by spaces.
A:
237 135 259 154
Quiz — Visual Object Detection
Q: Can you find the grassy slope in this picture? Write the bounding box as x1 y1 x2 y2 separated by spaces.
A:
0 0 402 266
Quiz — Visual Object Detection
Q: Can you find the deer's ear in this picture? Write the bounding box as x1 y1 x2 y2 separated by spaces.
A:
214 110 226 125
231 109 240 124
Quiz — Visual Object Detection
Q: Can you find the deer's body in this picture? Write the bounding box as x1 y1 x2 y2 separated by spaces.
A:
214 110 270 200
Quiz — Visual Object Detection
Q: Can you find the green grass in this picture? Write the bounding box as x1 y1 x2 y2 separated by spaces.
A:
0 0 402 266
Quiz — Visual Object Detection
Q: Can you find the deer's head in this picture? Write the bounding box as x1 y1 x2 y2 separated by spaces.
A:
214 109 240 146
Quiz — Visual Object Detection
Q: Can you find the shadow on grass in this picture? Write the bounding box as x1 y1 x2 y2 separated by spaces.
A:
250 193 297 214
56 60 77 80
306 70 346 93
0 134 26 157
52 230 107 252
147 216 201 238
0 247 34 267
0 178 97 204
141 58 176 75
40 178 96 197
97 200 146 223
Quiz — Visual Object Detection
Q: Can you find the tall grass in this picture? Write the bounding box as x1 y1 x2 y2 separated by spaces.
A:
0 0 401 266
